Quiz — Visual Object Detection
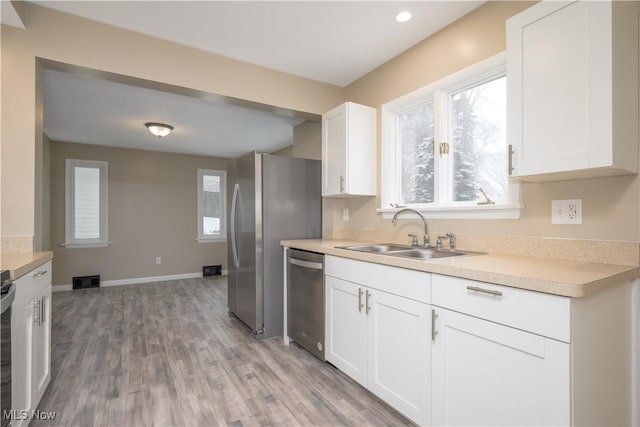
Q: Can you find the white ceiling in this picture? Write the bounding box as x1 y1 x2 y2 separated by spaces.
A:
17 1 485 157
43 69 306 158
30 1 484 87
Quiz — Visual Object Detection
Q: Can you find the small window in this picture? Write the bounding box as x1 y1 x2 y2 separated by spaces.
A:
65 159 108 248
197 169 226 242
381 52 520 220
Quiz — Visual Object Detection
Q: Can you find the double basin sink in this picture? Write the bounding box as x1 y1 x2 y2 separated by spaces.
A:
338 243 482 260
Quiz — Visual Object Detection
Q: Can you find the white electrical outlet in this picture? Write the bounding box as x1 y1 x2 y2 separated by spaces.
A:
551 199 582 224
343 208 349 221
155 256 162 265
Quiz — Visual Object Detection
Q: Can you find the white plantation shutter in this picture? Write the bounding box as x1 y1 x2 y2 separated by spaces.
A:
73 167 101 239
65 159 108 247
197 169 226 242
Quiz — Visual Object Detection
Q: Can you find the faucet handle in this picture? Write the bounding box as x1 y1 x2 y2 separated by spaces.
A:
446 232 456 251
436 236 446 251
408 233 418 246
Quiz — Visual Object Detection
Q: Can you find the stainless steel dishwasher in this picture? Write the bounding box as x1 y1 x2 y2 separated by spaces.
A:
287 249 324 360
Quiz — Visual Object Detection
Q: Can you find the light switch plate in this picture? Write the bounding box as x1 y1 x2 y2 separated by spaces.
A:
551 199 582 224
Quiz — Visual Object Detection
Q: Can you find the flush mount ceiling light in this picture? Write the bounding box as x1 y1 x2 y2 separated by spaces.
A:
395 11 412 23
145 122 174 138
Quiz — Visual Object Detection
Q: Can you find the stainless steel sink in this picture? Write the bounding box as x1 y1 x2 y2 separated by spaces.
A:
385 248 469 259
338 244 482 259
338 243 414 253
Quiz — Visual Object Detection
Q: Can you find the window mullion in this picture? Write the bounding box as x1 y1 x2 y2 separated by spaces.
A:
434 89 449 206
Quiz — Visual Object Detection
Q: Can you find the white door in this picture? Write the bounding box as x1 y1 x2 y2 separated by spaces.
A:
432 307 570 426
322 103 347 196
324 276 367 386
367 290 431 426
32 286 51 405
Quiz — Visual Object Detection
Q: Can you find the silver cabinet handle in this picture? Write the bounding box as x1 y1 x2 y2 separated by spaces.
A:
466 285 503 297
34 298 41 325
339 175 345 193
33 270 47 278
508 144 514 175
358 288 363 313
431 309 438 341
41 296 46 327
365 290 371 315
288 258 323 270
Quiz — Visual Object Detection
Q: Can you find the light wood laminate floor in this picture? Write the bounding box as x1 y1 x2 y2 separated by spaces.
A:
33 277 412 427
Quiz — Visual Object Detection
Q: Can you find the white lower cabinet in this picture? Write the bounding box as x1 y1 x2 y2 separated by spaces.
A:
325 276 367 385
31 285 52 407
366 288 430 424
12 261 52 427
325 256 431 426
431 307 570 426
431 273 634 426
324 256 634 426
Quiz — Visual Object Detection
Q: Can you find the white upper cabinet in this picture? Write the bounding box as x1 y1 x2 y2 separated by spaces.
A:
322 102 376 197
507 0 639 181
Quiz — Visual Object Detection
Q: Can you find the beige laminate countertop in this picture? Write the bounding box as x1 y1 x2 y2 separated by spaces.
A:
1 252 53 280
281 239 640 298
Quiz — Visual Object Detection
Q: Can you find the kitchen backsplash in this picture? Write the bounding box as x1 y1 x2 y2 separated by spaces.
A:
326 228 640 267
1 236 34 254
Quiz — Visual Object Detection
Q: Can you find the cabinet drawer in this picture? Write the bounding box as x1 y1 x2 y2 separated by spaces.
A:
325 256 430 303
431 274 570 343
16 261 52 301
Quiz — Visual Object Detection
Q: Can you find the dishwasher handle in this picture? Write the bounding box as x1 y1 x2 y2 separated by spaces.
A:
288 257 323 270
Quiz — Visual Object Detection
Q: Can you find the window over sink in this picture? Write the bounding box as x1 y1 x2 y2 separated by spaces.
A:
380 52 521 220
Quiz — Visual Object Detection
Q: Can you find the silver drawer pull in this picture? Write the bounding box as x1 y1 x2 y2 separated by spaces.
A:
466 285 503 297
33 270 47 278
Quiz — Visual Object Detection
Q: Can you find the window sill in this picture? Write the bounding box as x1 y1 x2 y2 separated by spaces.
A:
378 203 522 220
60 242 110 249
196 237 227 243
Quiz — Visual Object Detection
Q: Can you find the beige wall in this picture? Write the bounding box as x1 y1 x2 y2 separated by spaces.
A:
50 141 228 286
273 121 322 160
1 3 343 252
293 121 322 160
326 1 640 243
271 145 293 157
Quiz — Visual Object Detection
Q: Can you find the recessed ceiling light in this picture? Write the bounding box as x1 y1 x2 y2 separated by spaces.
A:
395 11 412 23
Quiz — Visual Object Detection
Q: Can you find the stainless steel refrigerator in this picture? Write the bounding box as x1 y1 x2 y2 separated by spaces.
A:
227 152 321 338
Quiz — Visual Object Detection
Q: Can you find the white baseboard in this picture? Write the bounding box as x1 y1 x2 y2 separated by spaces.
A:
53 270 228 292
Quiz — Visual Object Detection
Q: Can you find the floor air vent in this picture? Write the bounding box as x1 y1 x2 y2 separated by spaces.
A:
72 275 100 289
203 265 222 277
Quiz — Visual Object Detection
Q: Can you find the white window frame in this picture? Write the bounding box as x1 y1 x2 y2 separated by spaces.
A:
379 52 521 220
64 159 109 248
197 169 226 243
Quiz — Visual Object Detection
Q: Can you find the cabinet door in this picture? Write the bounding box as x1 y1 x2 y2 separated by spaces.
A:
32 286 51 406
11 295 37 427
322 103 347 196
324 276 367 386
432 307 570 426
367 290 430 426
507 1 628 178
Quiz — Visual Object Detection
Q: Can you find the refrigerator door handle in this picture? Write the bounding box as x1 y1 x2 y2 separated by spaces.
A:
230 182 240 268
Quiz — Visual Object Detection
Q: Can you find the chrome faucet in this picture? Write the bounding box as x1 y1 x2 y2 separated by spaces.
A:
436 232 456 252
391 208 430 247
